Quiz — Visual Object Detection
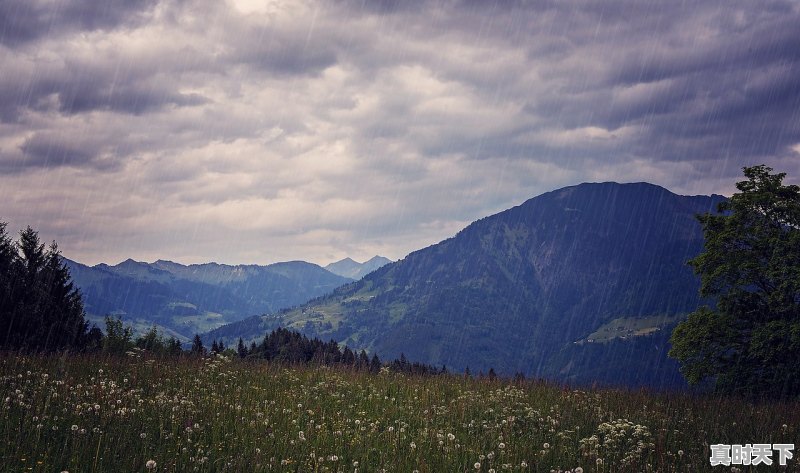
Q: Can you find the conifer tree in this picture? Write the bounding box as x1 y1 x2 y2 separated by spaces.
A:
191 334 205 356
0 224 88 351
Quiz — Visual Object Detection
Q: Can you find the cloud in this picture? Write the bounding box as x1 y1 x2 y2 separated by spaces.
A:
0 0 158 46
0 0 798 265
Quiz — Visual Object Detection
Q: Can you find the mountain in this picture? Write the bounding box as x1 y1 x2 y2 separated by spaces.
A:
325 256 392 280
207 182 725 388
65 258 353 340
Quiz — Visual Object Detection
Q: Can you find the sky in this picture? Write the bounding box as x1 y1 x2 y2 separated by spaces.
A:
1 0 799 266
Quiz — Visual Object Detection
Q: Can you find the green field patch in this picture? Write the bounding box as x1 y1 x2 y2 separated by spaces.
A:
578 314 686 343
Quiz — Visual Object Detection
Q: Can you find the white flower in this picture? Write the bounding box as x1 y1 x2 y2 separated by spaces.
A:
575 468 583 473
474 462 481 469
543 442 550 449
145 459 156 469
498 442 505 449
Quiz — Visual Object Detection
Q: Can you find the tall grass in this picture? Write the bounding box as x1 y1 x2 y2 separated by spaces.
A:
1 353 797 472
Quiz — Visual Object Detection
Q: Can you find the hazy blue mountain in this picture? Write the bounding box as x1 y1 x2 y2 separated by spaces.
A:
65 258 352 340
325 256 392 280
207 182 725 389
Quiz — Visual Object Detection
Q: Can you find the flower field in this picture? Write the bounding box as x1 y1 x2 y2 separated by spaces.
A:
1 353 798 472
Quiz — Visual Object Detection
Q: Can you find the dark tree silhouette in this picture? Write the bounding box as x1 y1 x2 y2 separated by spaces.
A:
670 165 800 398
0 224 88 351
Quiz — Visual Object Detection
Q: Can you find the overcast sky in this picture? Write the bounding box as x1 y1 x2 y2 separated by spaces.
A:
1 0 799 266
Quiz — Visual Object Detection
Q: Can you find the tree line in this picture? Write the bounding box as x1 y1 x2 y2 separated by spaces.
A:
204 327 449 376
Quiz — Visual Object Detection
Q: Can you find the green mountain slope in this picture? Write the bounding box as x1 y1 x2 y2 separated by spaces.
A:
208 182 725 387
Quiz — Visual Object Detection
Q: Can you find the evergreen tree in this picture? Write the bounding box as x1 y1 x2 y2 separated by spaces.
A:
369 354 381 373
0 225 88 351
237 338 247 358
488 368 497 381
191 334 205 356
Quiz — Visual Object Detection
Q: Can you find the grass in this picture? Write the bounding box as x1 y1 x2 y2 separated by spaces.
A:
1 353 798 472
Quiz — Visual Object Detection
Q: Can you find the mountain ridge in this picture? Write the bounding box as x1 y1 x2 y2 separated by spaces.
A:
65 257 353 340
206 181 726 388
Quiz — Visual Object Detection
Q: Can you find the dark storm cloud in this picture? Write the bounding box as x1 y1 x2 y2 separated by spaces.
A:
20 133 101 169
55 82 208 116
0 0 157 46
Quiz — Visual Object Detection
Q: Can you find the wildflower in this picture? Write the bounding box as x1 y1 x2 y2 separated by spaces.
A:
448 433 455 441
474 462 481 469
677 450 684 456
71 425 78 431
543 442 550 449
498 442 505 449
145 459 157 469
575 468 583 473
410 442 416 449
140 433 147 439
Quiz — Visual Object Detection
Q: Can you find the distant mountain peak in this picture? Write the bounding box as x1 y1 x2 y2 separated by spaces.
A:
325 256 392 280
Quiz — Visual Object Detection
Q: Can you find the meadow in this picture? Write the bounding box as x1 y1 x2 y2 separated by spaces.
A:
1 353 798 472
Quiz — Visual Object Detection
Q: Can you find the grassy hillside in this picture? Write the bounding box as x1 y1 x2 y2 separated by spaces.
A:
1 354 798 472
